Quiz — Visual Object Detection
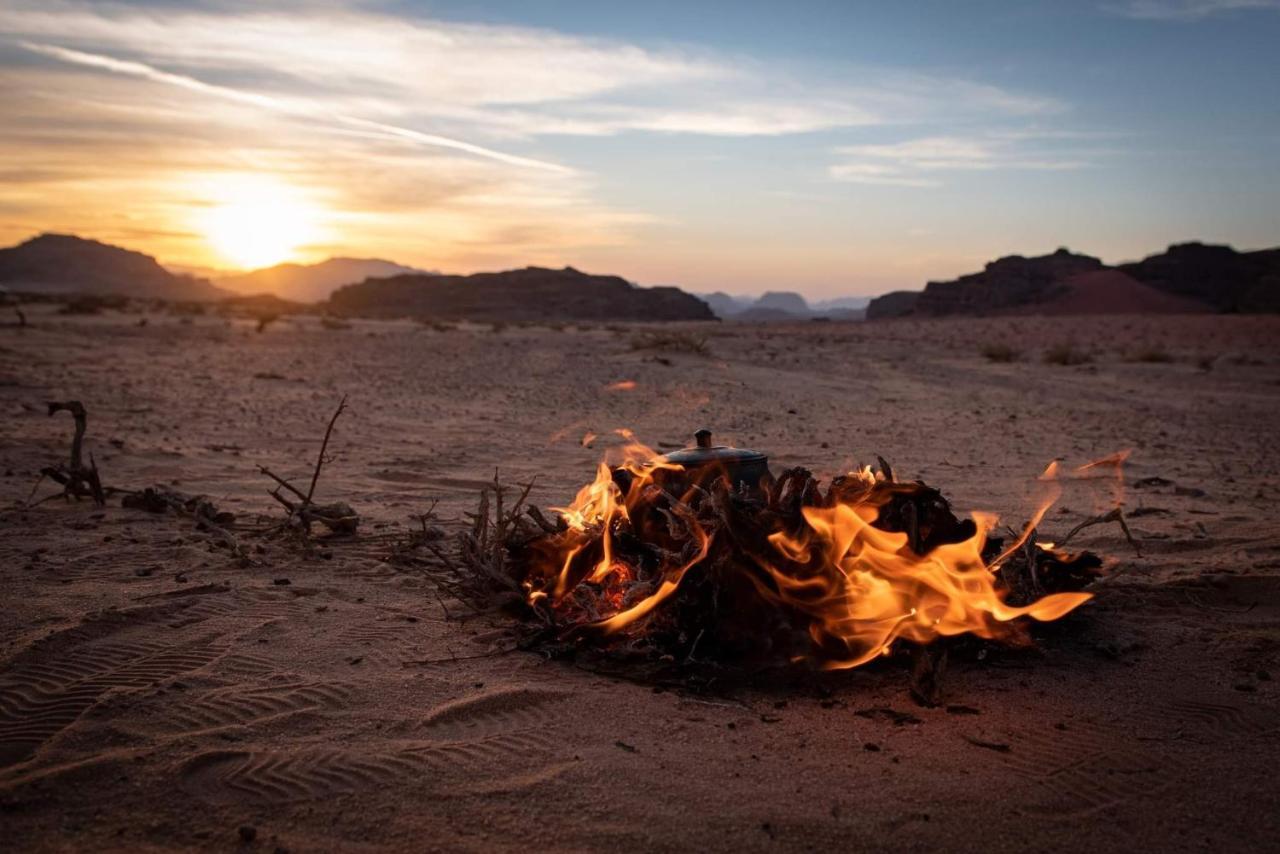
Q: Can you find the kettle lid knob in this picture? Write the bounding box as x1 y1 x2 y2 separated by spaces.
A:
694 428 712 448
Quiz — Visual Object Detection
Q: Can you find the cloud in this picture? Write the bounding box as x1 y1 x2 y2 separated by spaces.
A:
828 134 1097 188
1103 0 1280 20
826 163 941 188
0 1 1061 141
18 41 572 173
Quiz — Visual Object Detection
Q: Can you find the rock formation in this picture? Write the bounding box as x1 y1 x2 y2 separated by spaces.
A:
0 234 226 301
326 266 715 322
1119 242 1280 313
865 242 1280 318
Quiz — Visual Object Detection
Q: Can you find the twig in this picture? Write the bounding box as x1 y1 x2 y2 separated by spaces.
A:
258 466 307 501
258 396 358 538
306 395 348 504
23 472 47 507
1060 507 1141 557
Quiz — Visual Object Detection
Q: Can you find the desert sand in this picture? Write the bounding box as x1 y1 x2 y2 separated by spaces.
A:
1 307 1278 852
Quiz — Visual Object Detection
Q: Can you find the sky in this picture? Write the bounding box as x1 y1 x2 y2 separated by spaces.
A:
1 0 1277 298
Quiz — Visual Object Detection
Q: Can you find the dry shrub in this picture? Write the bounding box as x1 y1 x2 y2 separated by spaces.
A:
1127 348 1172 363
168 302 206 317
1042 342 1091 366
1227 353 1265 366
980 342 1021 363
630 330 710 357
58 295 114 315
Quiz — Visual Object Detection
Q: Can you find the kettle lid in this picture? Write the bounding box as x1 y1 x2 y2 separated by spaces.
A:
660 429 767 468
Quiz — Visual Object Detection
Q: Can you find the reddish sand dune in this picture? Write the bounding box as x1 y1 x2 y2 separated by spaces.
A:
1024 270 1209 315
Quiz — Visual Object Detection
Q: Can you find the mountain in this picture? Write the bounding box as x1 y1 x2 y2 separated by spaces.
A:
864 243 1280 319
217 257 427 303
754 291 811 315
0 233 227 301
865 290 920 320
696 291 753 319
811 296 871 312
1119 242 1280 313
327 266 715 322
908 248 1108 316
695 290 869 322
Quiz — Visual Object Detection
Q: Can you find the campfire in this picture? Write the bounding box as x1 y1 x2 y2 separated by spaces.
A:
450 430 1127 693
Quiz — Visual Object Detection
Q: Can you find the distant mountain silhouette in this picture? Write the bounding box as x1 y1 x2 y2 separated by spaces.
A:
0 233 227 300
327 266 715 322
217 257 428 303
867 243 1279 318
695 290 869 322
697 291 753 319
754 291 811 315
811 296 872 313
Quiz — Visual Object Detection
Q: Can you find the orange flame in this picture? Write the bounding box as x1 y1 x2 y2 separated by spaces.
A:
526 436 1122 668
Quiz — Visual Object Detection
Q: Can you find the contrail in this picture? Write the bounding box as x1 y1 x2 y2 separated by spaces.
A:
19 41 573 174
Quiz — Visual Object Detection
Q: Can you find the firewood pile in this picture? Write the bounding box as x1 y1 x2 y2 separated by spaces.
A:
441 450 1119 693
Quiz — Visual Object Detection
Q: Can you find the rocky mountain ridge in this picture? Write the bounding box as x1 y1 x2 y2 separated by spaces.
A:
327 266 715 322
0 234 227 301
867 243 1280 319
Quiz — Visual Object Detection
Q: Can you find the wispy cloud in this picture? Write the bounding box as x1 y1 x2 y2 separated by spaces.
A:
0 1 1061 141
1103 0 1280 20
18 41 573 173
828 134 1099 188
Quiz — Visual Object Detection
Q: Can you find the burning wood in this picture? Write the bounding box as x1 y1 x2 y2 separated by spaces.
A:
451 430 1127 689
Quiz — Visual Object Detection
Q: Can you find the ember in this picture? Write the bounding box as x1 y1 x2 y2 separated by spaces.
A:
457 431 1120 682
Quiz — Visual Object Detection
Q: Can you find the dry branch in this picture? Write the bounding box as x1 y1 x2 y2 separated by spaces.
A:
39 401 105 506
259 396 359 539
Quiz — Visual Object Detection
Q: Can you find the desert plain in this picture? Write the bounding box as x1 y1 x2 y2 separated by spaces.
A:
1 307 1279 852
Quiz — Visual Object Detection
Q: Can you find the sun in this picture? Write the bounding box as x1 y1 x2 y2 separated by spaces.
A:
198 176 321 269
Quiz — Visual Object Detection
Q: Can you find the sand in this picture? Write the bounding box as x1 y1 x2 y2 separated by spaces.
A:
1 307 1278 852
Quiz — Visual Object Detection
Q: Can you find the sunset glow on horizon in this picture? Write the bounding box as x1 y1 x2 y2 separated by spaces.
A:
194 175 328 270
1 0 1278 291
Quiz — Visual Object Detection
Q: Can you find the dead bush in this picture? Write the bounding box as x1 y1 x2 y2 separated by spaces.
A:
630 330 710 357
1127 348 1173 363
980 342 1021 363
1042 342 1092 366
